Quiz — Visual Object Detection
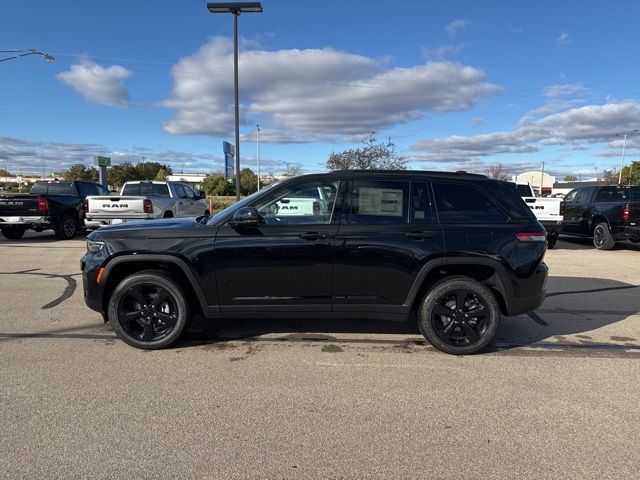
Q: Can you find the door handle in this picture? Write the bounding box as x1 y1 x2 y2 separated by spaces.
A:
405 231 435 239
299 232 326 240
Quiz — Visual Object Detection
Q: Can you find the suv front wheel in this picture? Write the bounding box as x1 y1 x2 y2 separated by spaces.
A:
108 271 189 349
418 276 500 355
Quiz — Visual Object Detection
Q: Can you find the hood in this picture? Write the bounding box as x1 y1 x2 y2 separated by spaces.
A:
89 216 214 241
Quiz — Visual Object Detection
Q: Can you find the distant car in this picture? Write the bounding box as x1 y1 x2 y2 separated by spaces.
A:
82 170 548 355
509 181 564 248
561 185 640 249
0 180 109 240
85 181 209 224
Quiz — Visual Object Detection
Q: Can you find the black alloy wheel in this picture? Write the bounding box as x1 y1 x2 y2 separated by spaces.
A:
1 226 26 240
54 214 77 240
108 271 189 349
418 276 500 355
593 222 615 250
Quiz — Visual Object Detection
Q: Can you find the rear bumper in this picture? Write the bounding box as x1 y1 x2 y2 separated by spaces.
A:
539 220 563 235
0 216 51 227
612 225 640 240
503 262 548 316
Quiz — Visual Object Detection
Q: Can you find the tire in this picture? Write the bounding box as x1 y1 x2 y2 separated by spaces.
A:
163 211 174 218
417 276 500 355
107 271 189 350
593 222 615 250
1 226 26 240
54 213 77 240
547 232 558 249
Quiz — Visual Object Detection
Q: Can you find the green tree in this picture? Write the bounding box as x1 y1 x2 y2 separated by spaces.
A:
61 164 99 182
564 175 578 181
136 162 172 180
108 162 141 189
326 134 406 171
621 161 640 185
239 168 258 195
155 167 169 181
201 172 235 196
0 168 14 177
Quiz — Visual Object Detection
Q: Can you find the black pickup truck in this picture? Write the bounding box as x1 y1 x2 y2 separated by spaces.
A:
0 180 110 240
562 185 640 249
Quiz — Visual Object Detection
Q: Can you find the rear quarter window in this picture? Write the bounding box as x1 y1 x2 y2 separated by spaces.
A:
30 182 76 196
432 182 512 224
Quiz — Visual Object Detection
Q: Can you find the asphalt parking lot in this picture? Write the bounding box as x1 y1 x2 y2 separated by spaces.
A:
1 231 639 479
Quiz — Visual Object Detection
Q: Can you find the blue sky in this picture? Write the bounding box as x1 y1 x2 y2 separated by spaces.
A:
2 0 639 178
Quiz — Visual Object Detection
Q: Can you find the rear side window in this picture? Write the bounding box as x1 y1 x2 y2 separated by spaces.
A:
410 182 435 224
122 183 170 197
349 180 409 224
432 182 509 224
30 182 76 196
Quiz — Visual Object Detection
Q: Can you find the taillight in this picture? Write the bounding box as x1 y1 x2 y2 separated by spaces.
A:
37 195 48 213
621 204 632 223
83 198 88 212
143 199 153 214
515 231 547 242
559 201 565 216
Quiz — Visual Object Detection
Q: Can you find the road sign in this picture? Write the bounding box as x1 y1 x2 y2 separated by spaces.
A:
223 142 235 179
94 156 111 167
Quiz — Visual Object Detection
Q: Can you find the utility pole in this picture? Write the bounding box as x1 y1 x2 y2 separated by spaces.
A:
256 124 261 190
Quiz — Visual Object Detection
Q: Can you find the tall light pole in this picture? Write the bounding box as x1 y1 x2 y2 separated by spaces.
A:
616 130 639 184
540 161 545 197
0 49 55 63
207 2 263 201
256 124 261 190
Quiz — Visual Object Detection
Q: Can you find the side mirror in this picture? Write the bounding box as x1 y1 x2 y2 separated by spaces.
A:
195 189 206 200
229 207 260 228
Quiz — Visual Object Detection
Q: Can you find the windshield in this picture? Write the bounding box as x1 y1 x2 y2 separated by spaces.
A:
206 181 281 225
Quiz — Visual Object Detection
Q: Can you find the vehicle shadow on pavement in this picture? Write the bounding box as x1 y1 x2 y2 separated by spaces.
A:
180 275 640 349
557 237 640 251
0 231 89 244
496 275 640 347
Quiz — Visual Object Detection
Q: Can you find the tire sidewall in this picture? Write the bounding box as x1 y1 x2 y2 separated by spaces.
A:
418 276 500 355
593 222 614 250
55 214 77 240
108 273 189 349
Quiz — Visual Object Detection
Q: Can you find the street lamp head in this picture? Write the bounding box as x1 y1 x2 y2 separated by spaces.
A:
42 53 55 62
207 2 263 14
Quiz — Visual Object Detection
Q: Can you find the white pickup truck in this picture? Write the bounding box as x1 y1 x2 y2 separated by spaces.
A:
510 182 563 248
85 181 210 224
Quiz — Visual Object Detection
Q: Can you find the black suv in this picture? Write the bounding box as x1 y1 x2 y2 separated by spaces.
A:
82 171 548 355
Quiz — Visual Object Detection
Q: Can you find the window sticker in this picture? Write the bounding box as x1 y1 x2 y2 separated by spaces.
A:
359 188 403 216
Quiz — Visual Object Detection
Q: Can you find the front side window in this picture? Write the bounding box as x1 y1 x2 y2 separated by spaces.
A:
349 180 409 224
564 189 578 203
254 180 340 225
575 188 593 203
432 182 508 224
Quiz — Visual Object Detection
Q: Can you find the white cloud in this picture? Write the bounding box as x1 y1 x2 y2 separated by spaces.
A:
557 31 572 45
544 83 587 100
412 102 640 161
444 19 472 37
421 44 464 60
56 58 132 107
162 37 500 142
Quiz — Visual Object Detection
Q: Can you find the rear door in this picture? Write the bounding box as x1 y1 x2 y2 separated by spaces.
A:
332 178 444 311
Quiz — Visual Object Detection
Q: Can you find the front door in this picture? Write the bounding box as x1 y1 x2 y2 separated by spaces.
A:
214 176 344 313
332 179 444 312
562 188 594 234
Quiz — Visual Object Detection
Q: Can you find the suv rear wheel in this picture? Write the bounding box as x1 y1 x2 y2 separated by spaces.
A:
417 276 500 355
108 271 189 349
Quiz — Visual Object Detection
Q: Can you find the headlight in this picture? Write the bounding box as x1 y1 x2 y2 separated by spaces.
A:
86 239 105 253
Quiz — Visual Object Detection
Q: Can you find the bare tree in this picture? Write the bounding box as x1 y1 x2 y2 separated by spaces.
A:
326 134 406 170
485 163 510 181
287 163 304 177
598 169 618 185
